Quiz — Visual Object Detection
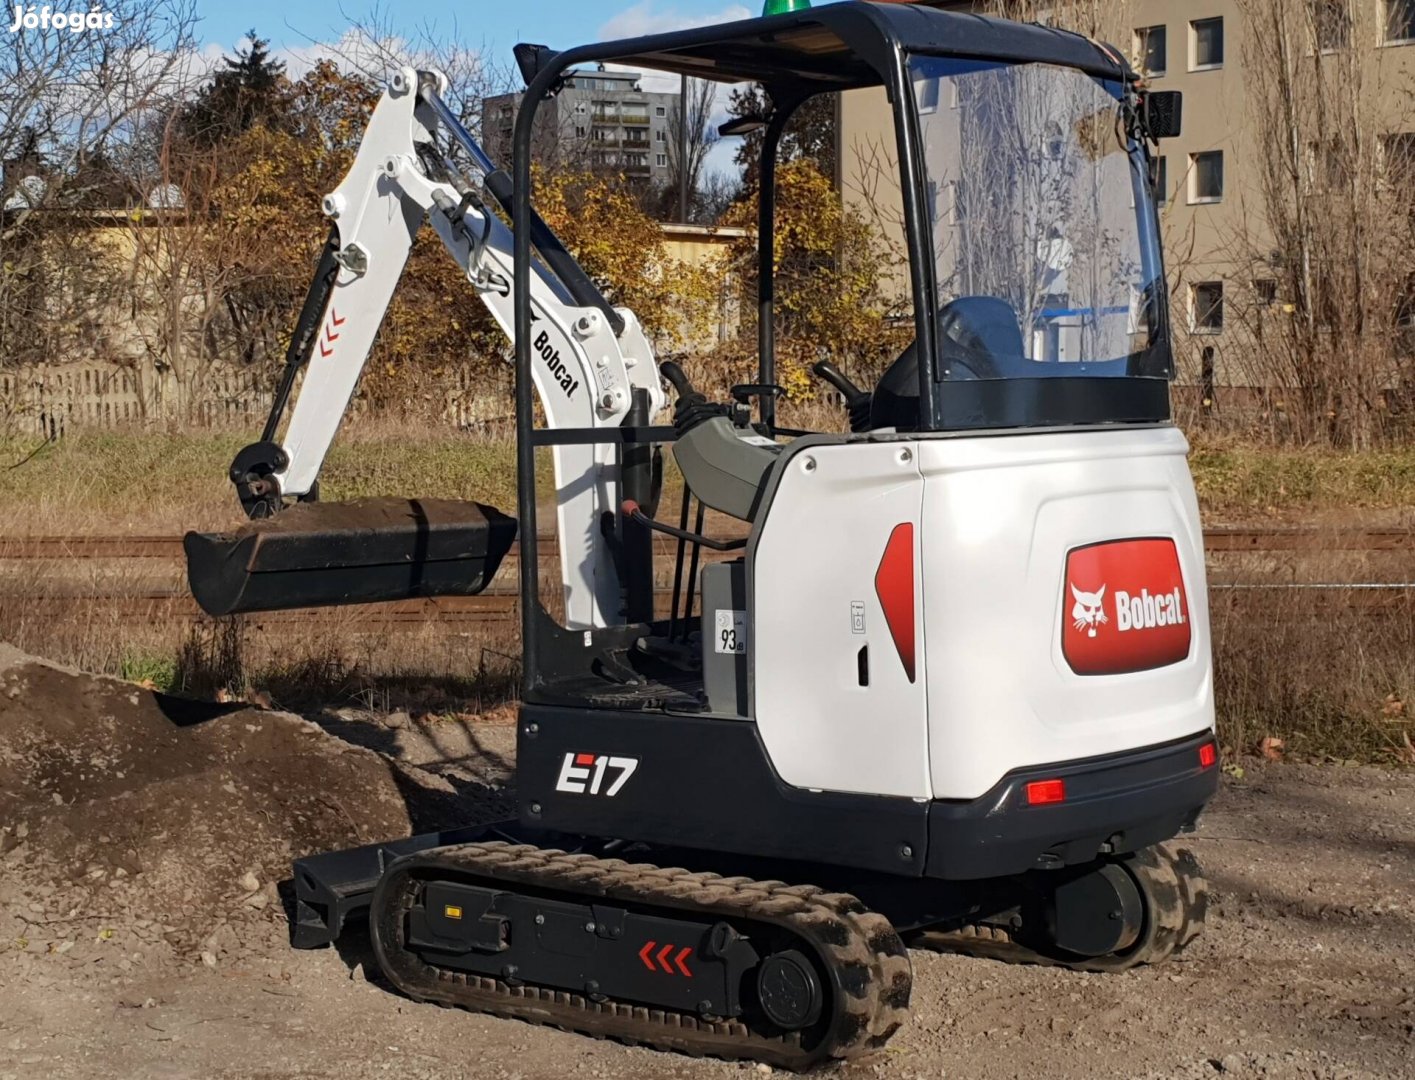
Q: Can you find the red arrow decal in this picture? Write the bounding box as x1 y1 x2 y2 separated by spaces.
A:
674 946 693 978
330 310 346 326
656 943 676 974
638 941 656 971
318 340 334 358
325 328 340 342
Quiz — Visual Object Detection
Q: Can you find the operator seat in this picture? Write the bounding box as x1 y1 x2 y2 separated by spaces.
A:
870 296 1025 432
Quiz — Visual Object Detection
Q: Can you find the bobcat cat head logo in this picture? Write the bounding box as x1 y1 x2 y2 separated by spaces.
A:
1071 583 1108 638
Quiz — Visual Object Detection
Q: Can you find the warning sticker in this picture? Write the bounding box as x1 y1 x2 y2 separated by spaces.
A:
714 610 747 654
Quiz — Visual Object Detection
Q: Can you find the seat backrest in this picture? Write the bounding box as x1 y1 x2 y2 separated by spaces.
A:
870 296 1024 431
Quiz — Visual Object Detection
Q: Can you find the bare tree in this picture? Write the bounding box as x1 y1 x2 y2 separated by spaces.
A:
334 9 519 167
1218 0 1415 446
666 77 720 221
696 169 745 223
0 1 199 376
0 1 198 237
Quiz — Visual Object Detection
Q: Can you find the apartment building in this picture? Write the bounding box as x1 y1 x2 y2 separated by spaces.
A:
838 0 1415 387
482 66 678 185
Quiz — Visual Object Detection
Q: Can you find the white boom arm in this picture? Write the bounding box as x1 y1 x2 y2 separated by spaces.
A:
273 69 666 631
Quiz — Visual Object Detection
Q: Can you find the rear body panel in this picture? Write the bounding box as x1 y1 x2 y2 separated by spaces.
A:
749 425 1213 803
916 426 1212 800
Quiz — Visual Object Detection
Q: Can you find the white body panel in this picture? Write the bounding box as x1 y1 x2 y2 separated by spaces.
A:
749 426 1213 802
916 426 1213 800
752 441 932 800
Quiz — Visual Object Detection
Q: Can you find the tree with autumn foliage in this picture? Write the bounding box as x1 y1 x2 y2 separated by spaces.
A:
123 55 384 414
535 170 721 353
123 38 725 418
717 158 909 401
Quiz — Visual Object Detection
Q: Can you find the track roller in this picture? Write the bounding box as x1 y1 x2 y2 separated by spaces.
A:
914 842 1208 973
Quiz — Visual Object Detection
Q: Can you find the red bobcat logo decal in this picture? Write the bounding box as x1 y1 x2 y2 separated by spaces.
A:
1062 539 1192 675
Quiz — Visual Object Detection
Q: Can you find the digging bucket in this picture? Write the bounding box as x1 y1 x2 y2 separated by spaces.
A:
184 496 517 616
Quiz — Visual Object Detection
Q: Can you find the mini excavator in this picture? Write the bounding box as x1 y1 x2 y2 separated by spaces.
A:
185 3 1217 1068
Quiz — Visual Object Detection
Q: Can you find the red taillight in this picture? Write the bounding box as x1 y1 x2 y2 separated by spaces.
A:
1198 742 1218 769
1025 779 1066 806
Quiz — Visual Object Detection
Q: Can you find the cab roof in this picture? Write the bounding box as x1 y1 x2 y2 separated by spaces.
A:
577 1 1132 93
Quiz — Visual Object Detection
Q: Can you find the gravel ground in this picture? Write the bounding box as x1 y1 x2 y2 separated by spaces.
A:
0 651 1411 1079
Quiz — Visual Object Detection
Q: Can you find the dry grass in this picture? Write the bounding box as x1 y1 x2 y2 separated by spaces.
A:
0 422 530 535
1190 436 1415 522
1 426 1413 536
1211 589 1413 766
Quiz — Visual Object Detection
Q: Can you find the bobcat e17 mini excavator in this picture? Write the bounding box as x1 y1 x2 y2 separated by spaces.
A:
185 2 1217 1067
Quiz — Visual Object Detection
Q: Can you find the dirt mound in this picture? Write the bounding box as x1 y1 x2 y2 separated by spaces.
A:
0 649 454 979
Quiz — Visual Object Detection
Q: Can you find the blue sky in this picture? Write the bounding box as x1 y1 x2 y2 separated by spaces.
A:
195 1 762 61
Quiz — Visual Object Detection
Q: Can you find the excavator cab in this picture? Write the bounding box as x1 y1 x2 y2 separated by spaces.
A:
186 5 1217 1067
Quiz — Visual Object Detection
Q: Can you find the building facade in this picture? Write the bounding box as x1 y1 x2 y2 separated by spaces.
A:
482 67 678 185
838 0 1415 390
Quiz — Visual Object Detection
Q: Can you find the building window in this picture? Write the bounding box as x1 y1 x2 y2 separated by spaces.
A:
1254 279 1278 306
655 105 666 117
1381 132 1415 183
1189 150 1224 202
1152 154 1169 205
1307 140 1349 191
575 126 586 138
1191 17 1224 69
1395 274 1415 327
1386 0 1415 43
655 129 665 142
1192 281 1224 333
1311 0 1351 51
656 153 667 168
1134 25 1167 76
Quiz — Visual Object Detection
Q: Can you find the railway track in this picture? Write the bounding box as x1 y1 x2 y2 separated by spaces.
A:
0 528 1407 628
0 526 1408 561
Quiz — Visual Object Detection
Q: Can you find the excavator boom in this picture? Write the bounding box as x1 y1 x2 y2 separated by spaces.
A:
187 68 665 630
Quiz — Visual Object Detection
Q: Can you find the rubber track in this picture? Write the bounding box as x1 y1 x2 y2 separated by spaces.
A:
913 843 1209 973
369 841 912 1070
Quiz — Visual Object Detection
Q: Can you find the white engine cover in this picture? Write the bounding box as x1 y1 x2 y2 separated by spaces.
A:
750 425 1214 802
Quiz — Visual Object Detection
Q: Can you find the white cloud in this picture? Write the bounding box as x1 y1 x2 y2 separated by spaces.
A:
597 3 752 42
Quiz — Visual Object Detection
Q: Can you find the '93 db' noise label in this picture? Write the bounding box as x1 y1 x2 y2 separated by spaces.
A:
554 753 639 796
1062 537 1192 676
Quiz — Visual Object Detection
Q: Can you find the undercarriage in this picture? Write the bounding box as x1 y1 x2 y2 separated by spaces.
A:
294 832 1206 1068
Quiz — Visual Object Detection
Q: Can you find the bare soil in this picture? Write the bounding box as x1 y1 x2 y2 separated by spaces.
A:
0 650 1411 1080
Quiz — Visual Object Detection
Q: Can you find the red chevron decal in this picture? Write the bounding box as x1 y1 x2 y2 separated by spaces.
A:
330 309 346 326
638 941 656 970
319 340 334 358
674 946 693 977
656 943 675 973
325 327 340 342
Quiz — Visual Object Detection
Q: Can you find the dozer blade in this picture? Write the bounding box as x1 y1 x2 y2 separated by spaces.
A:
184 496 517 616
